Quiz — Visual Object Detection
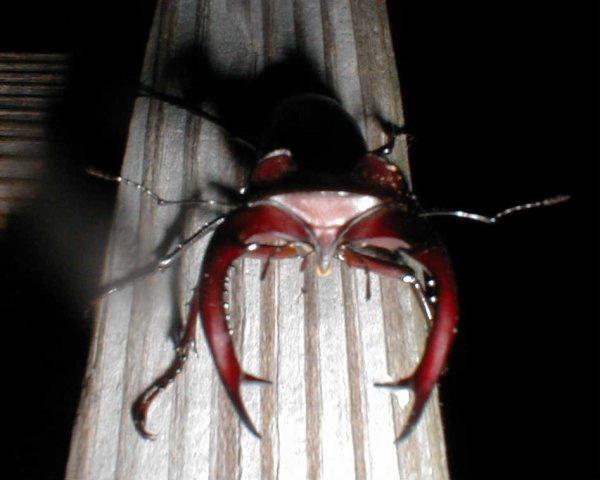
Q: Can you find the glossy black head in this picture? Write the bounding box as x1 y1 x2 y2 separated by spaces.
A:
257 94 367 175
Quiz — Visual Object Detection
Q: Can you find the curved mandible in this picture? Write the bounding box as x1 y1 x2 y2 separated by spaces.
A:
197 203 312 437
385 246 458 441
341 205 458 441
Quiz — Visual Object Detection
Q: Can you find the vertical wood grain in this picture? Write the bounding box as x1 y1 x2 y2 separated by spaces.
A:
0 53 68 229
66 1 450 478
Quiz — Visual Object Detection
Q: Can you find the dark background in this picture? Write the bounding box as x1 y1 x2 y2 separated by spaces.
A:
0 2 597 479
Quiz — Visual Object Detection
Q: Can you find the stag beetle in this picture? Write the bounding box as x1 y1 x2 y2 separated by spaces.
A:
94 92 567 442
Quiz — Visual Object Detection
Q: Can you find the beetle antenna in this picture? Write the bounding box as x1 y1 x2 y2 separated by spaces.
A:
421 194 570 224
87 167 238 210
139 84 257 153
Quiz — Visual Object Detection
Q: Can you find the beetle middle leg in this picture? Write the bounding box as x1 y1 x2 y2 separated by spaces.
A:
97 215 226 298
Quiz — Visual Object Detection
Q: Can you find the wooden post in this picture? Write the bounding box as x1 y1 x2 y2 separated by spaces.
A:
66 1 450 478
0 53 68 229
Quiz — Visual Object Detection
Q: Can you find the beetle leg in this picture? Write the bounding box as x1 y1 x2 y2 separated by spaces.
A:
139 84 257 153
341 245 432 317
97 216 226 298
260 254 272 281
133 240 269 439
342 244 457 441
253 242 311 281
339 246 372 300
132 301 199 439
397 268 434 326
369 120 407 157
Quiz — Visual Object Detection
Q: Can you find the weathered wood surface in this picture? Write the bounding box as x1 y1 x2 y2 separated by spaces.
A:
66 1 450 479
0 53 68 229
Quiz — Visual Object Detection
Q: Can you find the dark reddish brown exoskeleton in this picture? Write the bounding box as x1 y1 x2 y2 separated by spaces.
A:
125 93 566 442
129 94 458 442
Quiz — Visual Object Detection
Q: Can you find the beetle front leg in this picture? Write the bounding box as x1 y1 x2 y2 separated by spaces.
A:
246 242 312 280
341 246 429 308
99 216 226 299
